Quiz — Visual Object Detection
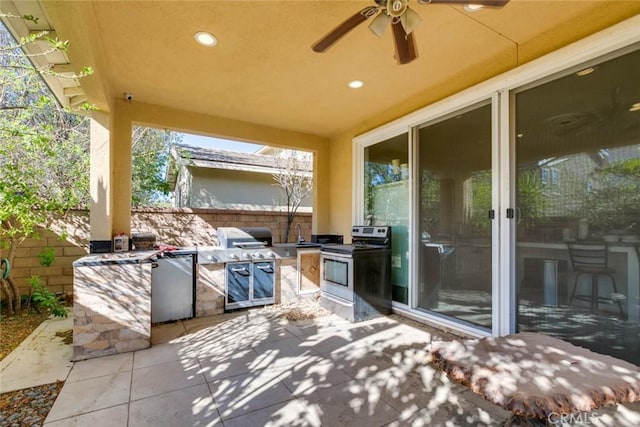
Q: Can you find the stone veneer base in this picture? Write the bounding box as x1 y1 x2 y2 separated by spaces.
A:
73 262 152 361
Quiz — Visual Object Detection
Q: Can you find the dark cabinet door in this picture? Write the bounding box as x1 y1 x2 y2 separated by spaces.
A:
253 261 274 299
226 263 251 303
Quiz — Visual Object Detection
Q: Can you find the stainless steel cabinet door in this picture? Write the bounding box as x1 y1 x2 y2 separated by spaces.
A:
151 256 194 323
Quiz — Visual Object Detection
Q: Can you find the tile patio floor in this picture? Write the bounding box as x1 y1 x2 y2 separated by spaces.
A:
42 307 640 426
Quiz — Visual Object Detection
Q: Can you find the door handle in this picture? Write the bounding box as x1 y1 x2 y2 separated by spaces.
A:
231 267 250 276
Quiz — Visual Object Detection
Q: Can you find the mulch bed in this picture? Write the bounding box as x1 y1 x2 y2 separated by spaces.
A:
0 312 50 362
0 381 64 427
1 310 66 427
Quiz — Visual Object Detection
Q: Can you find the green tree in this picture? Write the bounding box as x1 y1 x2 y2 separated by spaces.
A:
131 126 182 207
0 15 91 315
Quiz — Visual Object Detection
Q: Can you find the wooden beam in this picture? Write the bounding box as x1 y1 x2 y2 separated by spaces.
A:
50 63 74 73
69 95 87 108
63 86 85 97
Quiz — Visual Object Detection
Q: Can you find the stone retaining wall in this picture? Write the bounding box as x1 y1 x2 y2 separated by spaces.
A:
0 208 312 299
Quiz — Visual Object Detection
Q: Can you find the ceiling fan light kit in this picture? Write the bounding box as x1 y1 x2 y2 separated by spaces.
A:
368 12 390 37
311 0 509 65
400 7 422 34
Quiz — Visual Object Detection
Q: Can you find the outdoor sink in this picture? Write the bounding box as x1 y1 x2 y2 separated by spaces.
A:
272 243 297 258
272 242 320 258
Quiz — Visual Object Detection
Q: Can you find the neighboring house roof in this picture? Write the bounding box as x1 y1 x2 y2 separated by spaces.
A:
166 144 312 191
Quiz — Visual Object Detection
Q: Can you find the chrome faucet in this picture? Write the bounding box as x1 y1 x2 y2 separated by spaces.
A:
296 223 304 244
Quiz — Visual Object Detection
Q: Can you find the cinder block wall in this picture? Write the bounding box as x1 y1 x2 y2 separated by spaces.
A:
0 208 311 299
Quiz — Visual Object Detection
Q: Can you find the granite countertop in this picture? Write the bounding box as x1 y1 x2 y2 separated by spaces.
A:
73 250 162 266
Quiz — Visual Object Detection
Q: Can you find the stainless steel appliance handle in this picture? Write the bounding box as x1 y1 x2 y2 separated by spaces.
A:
256 265 274 273
231 267 250 276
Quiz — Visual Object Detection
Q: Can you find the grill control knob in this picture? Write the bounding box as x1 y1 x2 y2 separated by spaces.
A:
265 252 275 258
258 253 265 259
228 253 238 260
242 253 251 259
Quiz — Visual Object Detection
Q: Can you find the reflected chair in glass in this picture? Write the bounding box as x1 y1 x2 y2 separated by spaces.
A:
567 242 625 318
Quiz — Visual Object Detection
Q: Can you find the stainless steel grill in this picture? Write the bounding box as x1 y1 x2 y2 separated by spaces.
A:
198 227 276 264
198 227 276 310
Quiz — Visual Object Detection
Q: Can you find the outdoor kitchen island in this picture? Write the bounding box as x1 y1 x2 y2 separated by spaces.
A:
72 250 158 361
71 228 314 360
72 246 222 361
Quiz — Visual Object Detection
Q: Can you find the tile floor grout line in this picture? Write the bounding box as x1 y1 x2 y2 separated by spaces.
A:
127 349 137 427
204 379 223 425
218 396 300 424
43 401 130 425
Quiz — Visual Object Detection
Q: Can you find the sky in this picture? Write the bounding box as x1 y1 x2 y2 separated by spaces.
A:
180 133 263 153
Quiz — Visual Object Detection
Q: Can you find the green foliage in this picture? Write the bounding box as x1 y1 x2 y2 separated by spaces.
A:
469 170 492 235
517 170 546 228
364 161 394 221
1 20 90 247
38 247 56 267
580 158 640 233
131 126 183 207
0 17 91 315
27 276 68 318
420 170 441 235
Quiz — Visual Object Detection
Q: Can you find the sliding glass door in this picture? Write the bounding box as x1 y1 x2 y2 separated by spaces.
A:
355 37 639 364
416 102 494 329
514 49 640 364
363 133 410 304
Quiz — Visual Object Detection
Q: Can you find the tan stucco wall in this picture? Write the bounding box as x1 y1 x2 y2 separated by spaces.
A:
327 134 354 241
89 111 112 241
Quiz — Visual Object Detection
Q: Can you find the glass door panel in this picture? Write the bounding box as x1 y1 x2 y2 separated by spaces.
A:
515 48 640 365
364 133 410 304
416 103 493 328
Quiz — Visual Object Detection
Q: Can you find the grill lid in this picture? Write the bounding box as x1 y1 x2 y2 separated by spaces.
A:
217 227 272 249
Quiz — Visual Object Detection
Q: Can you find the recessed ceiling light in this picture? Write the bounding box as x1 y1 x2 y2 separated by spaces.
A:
630 102 640 112
464 4 484 12
576 67 595 76
194 31 217 47
348 80 364 89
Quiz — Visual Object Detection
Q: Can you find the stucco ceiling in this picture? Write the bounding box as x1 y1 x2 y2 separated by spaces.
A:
10 0 640 138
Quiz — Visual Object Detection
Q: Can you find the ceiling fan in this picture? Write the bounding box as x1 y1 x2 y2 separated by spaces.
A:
311 0 510 65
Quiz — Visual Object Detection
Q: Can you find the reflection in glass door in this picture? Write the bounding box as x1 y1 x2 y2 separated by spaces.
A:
363 133 410 304
416 103 493 328
514 49 640 365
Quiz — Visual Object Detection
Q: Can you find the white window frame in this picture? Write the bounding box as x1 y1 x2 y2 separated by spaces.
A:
352 16 640 337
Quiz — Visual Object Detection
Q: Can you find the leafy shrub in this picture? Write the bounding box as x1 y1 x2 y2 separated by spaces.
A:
38 247 56 267
27 276 68 318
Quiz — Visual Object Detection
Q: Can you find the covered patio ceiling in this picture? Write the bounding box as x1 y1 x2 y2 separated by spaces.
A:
3 1 639 139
